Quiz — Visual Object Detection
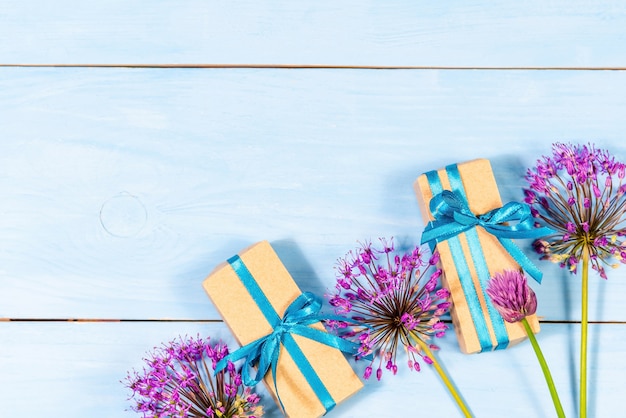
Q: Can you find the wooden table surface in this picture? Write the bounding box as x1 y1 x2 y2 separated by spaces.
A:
2 2 626 417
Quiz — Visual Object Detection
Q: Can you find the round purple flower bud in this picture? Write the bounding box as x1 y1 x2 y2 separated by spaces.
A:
524 189 536 204
593 184 601 198
363 366 373 380
486 270 538 323
360 251 372 264
566 222 576 234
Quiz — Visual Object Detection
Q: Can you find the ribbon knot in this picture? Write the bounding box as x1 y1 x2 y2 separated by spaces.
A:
421 190 553 283
216 292 355 387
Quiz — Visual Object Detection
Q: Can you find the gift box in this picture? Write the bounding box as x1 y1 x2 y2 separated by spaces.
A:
414 159 541 354
203 240 363 417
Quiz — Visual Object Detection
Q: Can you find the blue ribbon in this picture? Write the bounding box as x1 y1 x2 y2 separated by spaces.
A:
215 254 364 415
421 165 552 352
421 189 553 283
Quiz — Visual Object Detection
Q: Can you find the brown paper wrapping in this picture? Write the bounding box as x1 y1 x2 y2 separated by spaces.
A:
203 240 363 417
414 158 540 354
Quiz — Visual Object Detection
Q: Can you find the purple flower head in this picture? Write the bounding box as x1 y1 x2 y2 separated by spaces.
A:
328 238 450 381
486 270 537 323
123 335 263 418
525 142 626 279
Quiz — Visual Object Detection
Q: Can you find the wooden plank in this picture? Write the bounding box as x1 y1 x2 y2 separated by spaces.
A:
2 1 626 67
2 68 626 320
0 321 624 417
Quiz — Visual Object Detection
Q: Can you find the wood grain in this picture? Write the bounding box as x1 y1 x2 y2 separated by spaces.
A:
1 1 626 67
2 68 626 321
3 2 626 416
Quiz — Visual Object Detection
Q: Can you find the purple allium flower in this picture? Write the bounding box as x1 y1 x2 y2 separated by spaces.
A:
486 270 537 323
525 142 626 279
123 335 263 418
327 238 450 380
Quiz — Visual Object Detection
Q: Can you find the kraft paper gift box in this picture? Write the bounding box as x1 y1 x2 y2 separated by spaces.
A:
203 240 363 417
414 159 541 354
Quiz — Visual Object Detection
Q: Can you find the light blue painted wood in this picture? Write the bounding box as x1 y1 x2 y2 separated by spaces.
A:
2 2 625 417
2 0 625 416
0 321 623 417
1 1 626 66
2 68 626 321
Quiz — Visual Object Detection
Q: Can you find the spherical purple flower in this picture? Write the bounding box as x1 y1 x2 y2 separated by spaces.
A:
486 270 537 323
327 238 450 380
123 335 263 418
525 142 626 279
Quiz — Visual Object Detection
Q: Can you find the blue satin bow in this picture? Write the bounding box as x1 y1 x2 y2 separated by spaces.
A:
215 291 362 384
214 282 365 414
421 190 553 283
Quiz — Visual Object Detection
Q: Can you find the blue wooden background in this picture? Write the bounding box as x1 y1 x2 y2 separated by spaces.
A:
2 2 626 417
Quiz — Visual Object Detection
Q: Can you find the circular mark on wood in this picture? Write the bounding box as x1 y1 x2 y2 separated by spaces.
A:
100 193 147 237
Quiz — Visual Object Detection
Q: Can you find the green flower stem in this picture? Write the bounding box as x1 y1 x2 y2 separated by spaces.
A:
410 334 473 418
521 318 565 418
580 246 589 418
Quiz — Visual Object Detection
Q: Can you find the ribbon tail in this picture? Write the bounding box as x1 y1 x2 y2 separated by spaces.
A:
214 338 268 386
269 339 287 415
527 226 556 238
499 238 543 284
214 341 257 375
484 224 556 239
421 221 471 247
420 222 439 248
252 337 280 388
421 228 438 253
303 312 373 330
290 324 371 360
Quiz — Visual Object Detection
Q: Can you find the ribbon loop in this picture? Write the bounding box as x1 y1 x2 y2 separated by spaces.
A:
218 291 361 385
215 260 366 416
421 190 553 283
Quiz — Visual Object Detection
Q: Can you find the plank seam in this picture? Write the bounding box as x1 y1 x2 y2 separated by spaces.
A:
2 318 626 324
1 64 626 71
